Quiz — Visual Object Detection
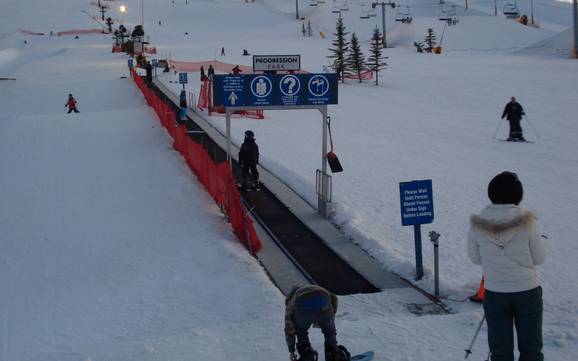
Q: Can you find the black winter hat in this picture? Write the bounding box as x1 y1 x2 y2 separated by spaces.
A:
244 130 255 139
487 171 523 205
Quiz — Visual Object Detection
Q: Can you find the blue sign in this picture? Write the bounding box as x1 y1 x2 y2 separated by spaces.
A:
179 72 188 84
127 58 133 69
213 73 338 107
399 180 434 226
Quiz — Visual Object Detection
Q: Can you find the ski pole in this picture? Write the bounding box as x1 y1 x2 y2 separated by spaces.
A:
492 119 504 140
465 315 486 359
524 115 540 138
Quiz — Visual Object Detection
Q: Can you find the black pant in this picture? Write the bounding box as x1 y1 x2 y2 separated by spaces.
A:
484 287 543 361
241 164 258 184
508 118 523 139
67 108 79 113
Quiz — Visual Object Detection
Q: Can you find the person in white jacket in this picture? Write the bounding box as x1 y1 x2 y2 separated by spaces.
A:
468 171 545 361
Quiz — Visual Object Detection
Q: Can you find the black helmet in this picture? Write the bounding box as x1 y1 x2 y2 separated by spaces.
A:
244 130 255 139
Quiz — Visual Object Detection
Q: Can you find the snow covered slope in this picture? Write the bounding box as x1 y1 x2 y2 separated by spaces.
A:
1 0 578 360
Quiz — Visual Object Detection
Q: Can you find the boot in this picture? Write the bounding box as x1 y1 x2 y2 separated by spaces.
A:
297 343 317 361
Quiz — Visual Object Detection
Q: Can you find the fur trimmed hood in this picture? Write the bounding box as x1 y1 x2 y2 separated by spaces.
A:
470 209 537 235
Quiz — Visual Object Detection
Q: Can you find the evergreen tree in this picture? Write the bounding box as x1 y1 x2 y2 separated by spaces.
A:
346 33 365 83
302 22 307 37
366 27 388 85
327 17 349 83
424 28 437 53
307 20 313 37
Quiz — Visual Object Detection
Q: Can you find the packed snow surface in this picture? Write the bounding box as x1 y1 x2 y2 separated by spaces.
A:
1 0 577 360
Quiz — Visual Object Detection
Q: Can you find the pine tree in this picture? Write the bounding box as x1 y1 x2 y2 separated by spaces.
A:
327 17 349 83
424 28 437 53
307 20 312 37
302 23 307 37
346 33 365 83
366 27 388 85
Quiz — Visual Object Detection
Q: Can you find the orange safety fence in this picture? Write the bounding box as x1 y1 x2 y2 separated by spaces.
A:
197 79 264 120
344 70 374 80
57 29 104 36
130 68 262 254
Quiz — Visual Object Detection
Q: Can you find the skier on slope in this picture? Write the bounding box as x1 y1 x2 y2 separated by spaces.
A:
285 285 351 361
238 130 259 190
65 94 79 113
501 97 526 141
232 65 242 75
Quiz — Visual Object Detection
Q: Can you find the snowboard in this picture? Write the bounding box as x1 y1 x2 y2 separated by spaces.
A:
236 182 262 191
351 351 374 361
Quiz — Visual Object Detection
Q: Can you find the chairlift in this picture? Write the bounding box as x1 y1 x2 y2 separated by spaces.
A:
318 0 326 3
309 0 318 6
438 4 456 21
503 2 519 18
368 7 377 17
340 0 349 11
395 5 412 23
360 3 369 19
332 5 341 13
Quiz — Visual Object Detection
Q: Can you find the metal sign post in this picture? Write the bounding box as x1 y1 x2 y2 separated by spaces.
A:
399 179 434 280
319 105 329 217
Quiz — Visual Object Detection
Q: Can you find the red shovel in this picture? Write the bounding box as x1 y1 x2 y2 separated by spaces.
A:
326 117 343 173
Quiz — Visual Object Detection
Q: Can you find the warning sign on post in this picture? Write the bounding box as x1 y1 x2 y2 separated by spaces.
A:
253 55 301 72
399 180 434 226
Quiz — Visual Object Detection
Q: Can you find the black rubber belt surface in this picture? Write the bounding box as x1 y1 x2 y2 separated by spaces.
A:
234 168 378 295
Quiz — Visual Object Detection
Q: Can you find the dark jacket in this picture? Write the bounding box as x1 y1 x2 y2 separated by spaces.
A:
179 91 187 108
239 137 259 166
145 63 153 80
502 102 525 121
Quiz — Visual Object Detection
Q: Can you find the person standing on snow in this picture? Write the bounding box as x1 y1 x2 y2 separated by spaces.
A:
501 97 526 141
145 61 153 88
207 65 215 81
65 94 79 113
285 285 351 361
238 130 259 189
467 171 545 361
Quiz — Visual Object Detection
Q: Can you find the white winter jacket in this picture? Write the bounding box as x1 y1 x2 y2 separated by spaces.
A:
467 204 545 293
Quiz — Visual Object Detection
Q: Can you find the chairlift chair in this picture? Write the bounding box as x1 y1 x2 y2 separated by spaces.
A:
503 3 519 18
340 0 349 11
318 0 326 3
438 4 456 21
309 0 319 6
368 7 377 17
395 5 412 23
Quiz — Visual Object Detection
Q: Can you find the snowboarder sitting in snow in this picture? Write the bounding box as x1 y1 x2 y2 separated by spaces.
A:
285 285 351 361
238 130 260 190
501 96 526 141
65 94 79 113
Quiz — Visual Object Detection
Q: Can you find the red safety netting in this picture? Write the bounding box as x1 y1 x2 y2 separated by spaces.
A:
197 79 264 120
57 29 104 36
169 60 253 74
145 46 157 54
130 68 262 254
344 70 374 80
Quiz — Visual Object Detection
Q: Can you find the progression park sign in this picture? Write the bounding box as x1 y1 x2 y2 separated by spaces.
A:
212 73 338 108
